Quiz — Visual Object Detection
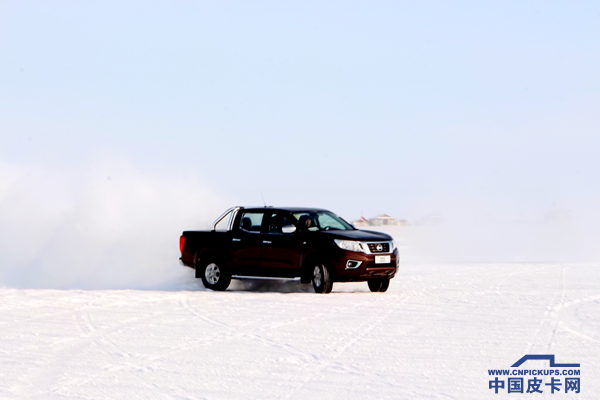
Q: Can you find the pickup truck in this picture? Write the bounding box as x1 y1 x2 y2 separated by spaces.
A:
179 206 398 293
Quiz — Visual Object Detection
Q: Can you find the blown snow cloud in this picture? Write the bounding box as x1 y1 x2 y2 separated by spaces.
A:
0 158 226 289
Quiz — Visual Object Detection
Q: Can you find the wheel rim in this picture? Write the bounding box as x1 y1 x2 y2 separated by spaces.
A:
313 266 322 287
205 263 221 285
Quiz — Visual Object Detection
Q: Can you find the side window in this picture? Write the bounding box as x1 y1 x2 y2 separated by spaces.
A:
238 212 264 233
315 213 347 230
293 212 318 231
267 213 293 234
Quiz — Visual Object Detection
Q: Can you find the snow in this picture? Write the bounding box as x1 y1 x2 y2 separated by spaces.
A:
1 263 598 399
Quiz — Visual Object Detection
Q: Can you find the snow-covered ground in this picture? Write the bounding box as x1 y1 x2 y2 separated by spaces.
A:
1 263 598 399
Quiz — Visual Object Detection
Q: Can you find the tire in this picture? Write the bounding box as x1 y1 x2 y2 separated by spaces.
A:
200 259 231 291
379 277 390 292
312 262 333 294
368 278 390 292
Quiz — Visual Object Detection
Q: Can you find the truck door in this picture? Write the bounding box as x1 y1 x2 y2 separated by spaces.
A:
260 212 301 277
230 211 266 275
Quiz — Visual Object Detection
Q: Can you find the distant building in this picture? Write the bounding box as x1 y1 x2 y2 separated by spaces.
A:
351 216 370 227
370 214 397 226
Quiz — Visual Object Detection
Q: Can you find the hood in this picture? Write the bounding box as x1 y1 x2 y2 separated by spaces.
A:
317 229 393 241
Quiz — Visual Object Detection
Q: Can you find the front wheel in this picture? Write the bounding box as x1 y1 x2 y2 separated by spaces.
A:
200 260 231 291
312 263 333 294
368 278 390 292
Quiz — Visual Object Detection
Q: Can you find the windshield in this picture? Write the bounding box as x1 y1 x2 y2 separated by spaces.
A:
292 211 354 231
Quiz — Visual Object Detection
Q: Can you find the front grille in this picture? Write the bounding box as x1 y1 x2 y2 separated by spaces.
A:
367 242 390 253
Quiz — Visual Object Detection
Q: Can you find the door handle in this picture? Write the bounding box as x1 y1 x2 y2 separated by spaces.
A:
263 240 272 244
232 238 241 242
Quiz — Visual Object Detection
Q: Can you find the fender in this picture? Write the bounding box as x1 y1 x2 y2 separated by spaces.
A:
195 248 229 278
300 250 337 283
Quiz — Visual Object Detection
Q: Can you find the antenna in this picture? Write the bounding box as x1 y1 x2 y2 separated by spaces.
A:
261 193 266 207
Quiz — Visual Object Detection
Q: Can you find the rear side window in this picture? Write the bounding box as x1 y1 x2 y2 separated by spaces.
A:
238 212 264 232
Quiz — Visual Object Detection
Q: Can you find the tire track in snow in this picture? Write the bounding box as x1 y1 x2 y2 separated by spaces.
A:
276 291 418 400
544 266 567 352
545 275 600 345
8 292 187 399
521 264 565 355
52 291 257 396
178 292 238 328
491 264 549 295
44 293 331 394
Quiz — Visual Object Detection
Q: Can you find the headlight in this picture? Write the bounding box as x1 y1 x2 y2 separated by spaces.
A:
391 240 397 251
334 239 366 253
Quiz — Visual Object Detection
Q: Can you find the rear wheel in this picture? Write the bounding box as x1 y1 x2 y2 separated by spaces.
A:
200 259 231 291
312 263 333 294
368 278 390 292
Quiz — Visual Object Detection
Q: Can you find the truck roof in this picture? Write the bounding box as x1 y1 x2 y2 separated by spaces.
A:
239 206 331 213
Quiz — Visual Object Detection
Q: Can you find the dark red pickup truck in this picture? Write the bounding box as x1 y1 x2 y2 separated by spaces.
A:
179 206 398 293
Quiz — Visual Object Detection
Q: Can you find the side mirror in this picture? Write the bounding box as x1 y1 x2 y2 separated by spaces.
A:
281 225 297 234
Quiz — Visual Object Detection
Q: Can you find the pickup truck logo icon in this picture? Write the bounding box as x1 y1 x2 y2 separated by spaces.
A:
511 355 580 368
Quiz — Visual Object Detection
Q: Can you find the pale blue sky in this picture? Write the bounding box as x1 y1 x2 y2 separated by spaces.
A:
2 1 599 221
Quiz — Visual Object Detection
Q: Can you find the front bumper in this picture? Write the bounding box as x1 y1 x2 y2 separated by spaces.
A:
332 248 399 281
